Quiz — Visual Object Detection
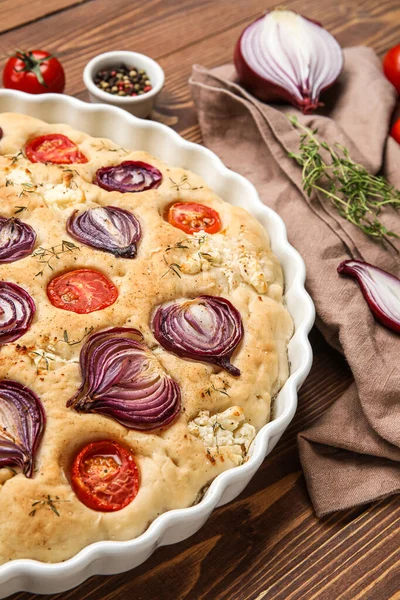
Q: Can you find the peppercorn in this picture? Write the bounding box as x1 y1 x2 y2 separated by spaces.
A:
94 63 152 97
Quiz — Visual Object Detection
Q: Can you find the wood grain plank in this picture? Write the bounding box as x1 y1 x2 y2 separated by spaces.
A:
0 0 87 34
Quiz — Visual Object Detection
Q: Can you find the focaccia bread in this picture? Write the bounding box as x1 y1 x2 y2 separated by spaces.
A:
0 113 293 564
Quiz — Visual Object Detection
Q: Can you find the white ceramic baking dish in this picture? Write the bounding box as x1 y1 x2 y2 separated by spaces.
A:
0 89 315 597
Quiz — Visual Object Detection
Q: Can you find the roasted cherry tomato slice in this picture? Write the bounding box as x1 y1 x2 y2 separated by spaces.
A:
167 202 222 234
71 440 140 512
25 134 88 164
47 268 118 314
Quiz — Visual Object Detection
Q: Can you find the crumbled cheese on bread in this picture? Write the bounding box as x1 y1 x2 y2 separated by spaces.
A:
172 232 274 294
43 183 85 208
188 406 256 464
7 166 33 186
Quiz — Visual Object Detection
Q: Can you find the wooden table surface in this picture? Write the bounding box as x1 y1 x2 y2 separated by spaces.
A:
4 0 400 598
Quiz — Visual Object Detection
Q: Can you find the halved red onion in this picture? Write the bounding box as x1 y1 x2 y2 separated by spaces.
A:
0 282 35 344
0 380 45 477
67 206 141 258
152 296 244 376
67 327 181 430
0 217 36 263
338 259 400 334
234 10 343 114
95 161 162 193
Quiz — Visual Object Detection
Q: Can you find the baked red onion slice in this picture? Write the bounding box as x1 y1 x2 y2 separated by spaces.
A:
0 282 35 344
67 327 181 430
338 260 400 334
234 10 343 113
67 206 141 258
0 217 36 263
95 161 162 193
0 380 45 477
152 296 244 376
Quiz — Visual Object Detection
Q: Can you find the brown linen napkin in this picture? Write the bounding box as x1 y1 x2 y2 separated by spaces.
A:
190 47 400 517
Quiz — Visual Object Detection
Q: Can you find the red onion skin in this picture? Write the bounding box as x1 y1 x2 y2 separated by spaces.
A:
66 206 141 259
67 327 182 431
234 14 343 114
95 161 162 193
0 282 36 344
338 259 400 334
0 217 36 263
152 296 244 377
0 380 45 477
234 24 294 104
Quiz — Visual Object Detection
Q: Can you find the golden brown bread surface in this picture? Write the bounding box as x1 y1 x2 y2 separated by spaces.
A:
0 113 293 564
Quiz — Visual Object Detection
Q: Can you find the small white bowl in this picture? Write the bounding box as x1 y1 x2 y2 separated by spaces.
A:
83 51 164 118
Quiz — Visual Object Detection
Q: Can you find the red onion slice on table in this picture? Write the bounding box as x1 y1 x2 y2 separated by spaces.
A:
67 327 181 430
95 161 162 193
338 259 400 334
0 217 36 263
234 9 343 114
0 282 35 344
152 296 244 376
67 206 141 258
0 380 45 477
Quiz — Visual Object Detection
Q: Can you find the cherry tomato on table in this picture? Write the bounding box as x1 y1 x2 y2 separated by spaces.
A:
3 50 65 95
47 268 118 314
71 440 140 512
166 202 222 234
383 44 400 95
390 118 400 144
25 134 88 164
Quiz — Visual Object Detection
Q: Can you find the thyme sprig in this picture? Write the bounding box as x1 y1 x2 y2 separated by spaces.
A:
32 240 80 276
205 382 230 397
62 326 94 346
165 234 207 254
29 349 55 372
17 188 35 199
6 179 36 200
169 174 203 192
8 151 24 166
198 251 217 266
162 235 210 277
162 255 182 278
29 495 69 517
14 204 29 215
94 141 129 154
62 168 79 177
165 240 190 252
287 115 400 250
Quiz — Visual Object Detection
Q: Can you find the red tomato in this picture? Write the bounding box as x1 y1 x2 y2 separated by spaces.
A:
71 440 140 512
3 50 65 95
383 45 400 95
390 118 400 144
47 268 118 314
167 202 222 234
25 134 88 164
